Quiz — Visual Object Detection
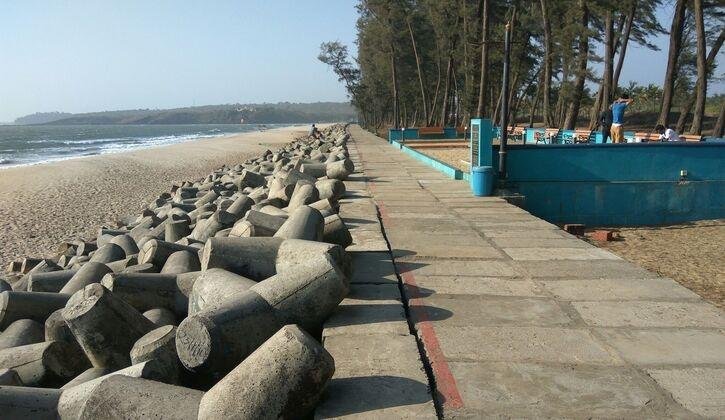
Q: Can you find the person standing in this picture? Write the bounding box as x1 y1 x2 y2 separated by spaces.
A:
610 94 633 143
597 107 613 143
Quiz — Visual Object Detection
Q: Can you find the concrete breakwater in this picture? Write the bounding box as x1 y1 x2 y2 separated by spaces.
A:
0 124 354 419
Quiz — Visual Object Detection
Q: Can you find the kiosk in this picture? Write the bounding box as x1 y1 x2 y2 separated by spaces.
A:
469 118 493 167
469 118 495 196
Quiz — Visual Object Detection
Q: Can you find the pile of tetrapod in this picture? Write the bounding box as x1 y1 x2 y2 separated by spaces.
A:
0 124 354 419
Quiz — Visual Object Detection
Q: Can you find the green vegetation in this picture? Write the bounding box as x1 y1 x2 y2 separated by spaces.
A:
14 102 357 125
320 0 724 136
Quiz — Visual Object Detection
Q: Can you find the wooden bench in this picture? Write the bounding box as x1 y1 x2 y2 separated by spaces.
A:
534 128 560 144
634 132 660 142
681 134 703 142
634 132 703 142
559 129 592 144
418 126 445 136
506 126 525 142
574 129 592 143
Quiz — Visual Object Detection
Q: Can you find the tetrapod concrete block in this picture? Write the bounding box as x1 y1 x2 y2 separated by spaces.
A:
274 206 324 241
176 289 281 381
197 325 334 420
0 319 45 350
62 284 156 369
0 291 70 329
200 237 283 281
0 341 90 387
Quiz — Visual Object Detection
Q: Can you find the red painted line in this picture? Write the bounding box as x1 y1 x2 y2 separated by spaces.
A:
400 266 465 410
375 193 464 410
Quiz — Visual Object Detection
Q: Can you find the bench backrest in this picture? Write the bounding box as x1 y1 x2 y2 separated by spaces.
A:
419 126 445 135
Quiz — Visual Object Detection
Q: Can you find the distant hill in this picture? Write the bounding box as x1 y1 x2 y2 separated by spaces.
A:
14 102 356 125
14 112 74 125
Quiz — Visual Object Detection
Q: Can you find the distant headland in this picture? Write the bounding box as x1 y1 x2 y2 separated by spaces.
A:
13 102 356 125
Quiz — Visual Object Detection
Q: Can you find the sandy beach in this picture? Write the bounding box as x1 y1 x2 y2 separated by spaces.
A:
0 125 312 266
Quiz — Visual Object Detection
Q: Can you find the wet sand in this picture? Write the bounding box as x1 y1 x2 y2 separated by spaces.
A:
0 125 312 266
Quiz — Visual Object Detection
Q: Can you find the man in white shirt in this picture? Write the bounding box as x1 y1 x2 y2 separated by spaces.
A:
655 124 681 142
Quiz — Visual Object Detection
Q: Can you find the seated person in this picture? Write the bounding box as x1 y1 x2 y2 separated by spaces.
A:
655 124 681 142
309 123 321 139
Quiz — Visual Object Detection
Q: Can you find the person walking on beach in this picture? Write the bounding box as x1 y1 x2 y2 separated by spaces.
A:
597 107 613 143
610 94 633 143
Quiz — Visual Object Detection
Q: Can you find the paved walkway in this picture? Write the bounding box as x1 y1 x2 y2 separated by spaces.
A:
317 126 725 419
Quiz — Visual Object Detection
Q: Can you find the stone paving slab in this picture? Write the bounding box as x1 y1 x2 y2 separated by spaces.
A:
515 259 657 278
411 295 574 328
503 246 621 261
573 300 725 328
647 368 725 418
345 125 725 418
348 252 399 285
446 361 690 419
400 259 519 277
434 326 623 365
316 335 437 419
490 236 594 248
409 276 542 297
539 277 703 301
595 329 725 365
481 229 573 239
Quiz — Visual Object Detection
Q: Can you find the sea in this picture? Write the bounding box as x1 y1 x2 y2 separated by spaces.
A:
0 124 288 168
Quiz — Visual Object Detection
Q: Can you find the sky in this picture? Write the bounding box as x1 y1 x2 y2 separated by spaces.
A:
0 1 722 122
0 0 359 122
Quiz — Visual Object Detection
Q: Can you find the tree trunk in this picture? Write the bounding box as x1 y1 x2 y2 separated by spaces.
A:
462 0 470 120
390 49 400 129
676 28 725 132
476 0 490 117
406 18 429 127
441 55 453 126
658 0 687 126
602 11 614 110
529 70 544 127
612 3 636 93
714 102 725 138
554 67 568 127
428 40 442 126
539 0 553 127
563 0 589 130
690 0 707 135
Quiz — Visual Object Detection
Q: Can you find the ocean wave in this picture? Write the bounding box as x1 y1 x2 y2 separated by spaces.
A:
0 124 286 169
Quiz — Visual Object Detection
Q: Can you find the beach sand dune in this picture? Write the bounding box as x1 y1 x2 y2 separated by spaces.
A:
0 125 311 265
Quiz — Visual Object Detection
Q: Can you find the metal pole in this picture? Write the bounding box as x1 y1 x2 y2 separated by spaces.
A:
498 22 511 179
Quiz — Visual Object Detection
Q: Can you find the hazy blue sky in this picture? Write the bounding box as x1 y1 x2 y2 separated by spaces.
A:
0 1 722 122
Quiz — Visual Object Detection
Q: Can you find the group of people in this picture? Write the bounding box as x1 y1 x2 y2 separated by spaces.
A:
597 94 682 142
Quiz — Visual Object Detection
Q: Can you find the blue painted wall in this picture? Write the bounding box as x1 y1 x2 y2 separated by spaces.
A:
388 127 463 141
390 140 465 179
492 142 725 226
388 128 419 141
